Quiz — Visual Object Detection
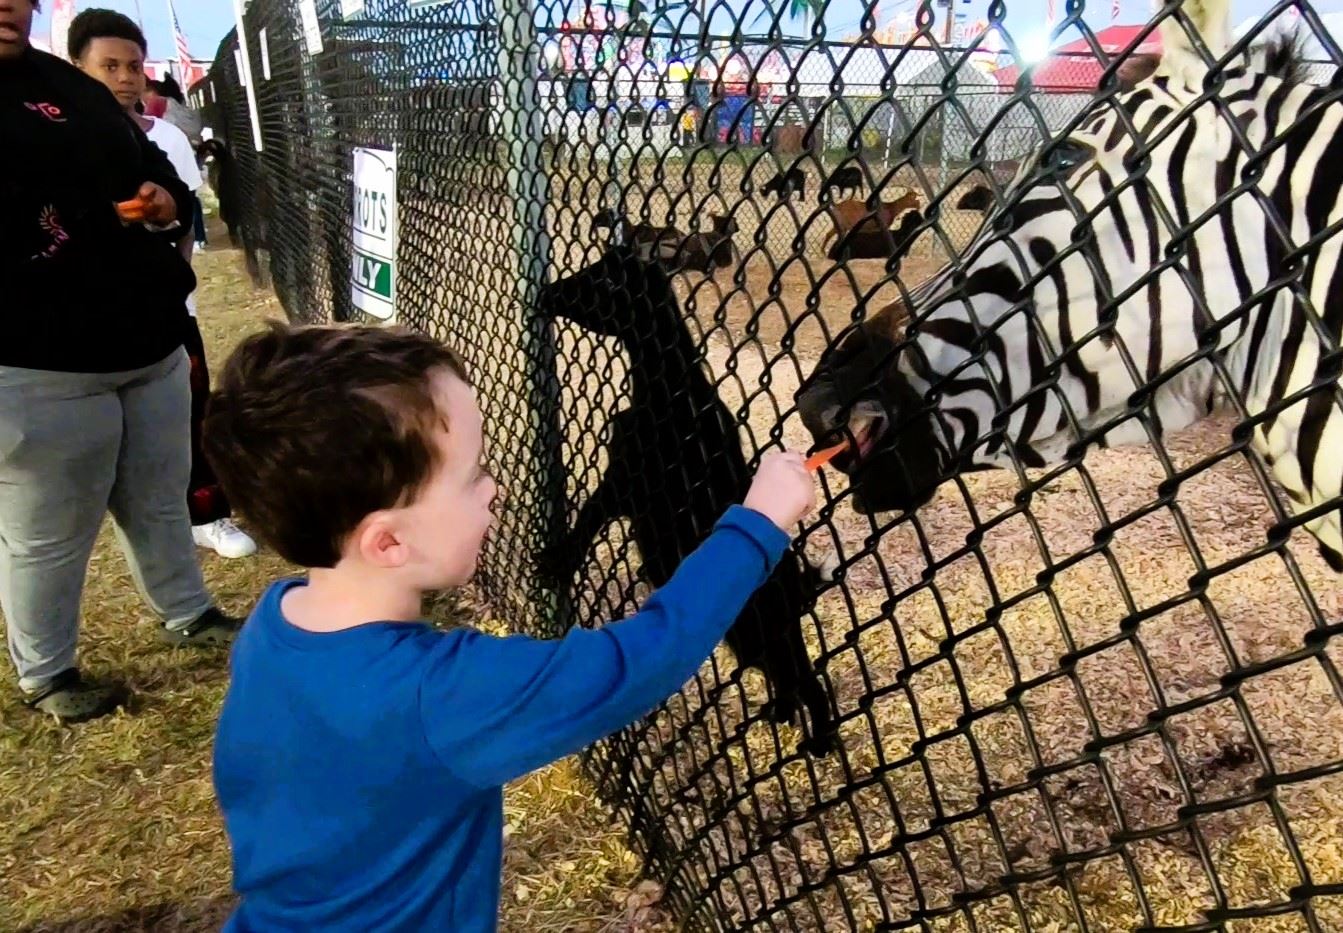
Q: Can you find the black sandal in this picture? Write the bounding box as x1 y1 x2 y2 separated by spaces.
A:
24 668 129 724
159 607 243 648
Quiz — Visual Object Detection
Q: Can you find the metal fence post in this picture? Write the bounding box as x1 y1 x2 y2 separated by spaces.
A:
494 0 567 634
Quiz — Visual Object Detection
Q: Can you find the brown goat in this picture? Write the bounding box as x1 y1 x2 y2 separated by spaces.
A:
822 191 920 249
676 214 739 273
827 210 923 262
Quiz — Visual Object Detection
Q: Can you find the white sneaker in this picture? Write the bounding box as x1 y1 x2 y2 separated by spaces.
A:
193 518 257 559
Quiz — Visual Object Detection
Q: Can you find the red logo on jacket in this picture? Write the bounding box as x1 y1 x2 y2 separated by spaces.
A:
31 205 71 261
24 101 67 122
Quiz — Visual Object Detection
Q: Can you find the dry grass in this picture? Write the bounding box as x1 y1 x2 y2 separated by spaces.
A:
0 234 669 933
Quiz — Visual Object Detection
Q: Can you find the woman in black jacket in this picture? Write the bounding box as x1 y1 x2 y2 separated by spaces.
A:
0 0 240 722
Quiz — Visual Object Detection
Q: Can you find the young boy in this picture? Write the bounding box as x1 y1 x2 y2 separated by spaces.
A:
70 8 258 561
203 322 817 932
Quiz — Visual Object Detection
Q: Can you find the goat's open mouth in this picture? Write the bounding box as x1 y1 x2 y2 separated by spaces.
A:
832 410 888 472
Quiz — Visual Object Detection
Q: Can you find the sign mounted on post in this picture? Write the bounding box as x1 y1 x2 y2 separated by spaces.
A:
298 0 323 54
351 147 397 322
258 28 270 81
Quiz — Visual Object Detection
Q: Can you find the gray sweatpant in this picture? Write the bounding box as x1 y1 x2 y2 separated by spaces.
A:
0 349 213 692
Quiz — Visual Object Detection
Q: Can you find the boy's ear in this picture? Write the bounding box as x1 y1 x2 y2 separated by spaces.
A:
353 512 410 569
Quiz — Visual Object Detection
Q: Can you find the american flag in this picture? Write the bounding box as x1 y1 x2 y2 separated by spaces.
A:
167 0 192 73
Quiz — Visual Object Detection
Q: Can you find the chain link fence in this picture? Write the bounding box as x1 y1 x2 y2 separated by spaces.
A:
195 0 1343 928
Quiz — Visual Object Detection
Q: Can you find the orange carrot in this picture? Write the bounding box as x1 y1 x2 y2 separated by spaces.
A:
804 441 849 472
116 197 148 221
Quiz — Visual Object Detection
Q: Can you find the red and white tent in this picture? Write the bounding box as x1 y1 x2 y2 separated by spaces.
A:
995 25 1163 91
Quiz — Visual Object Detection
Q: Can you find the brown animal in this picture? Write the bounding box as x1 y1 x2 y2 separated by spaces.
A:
594 210 739 273
822 191 920 249
827 210 923 262
678 214 739 273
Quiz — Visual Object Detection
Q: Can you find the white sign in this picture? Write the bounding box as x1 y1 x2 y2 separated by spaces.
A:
351 147 398 322
407 0 452 7
259 28 271 80
233 48 247 87
340 0 366 17
298 0 323 54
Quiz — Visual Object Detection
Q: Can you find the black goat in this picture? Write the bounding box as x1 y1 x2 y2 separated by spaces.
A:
196 137 269 284
197 139 242 247
822 165 864 200
956 184 994 212
827 210 923 262
536 246 837 757
761 167 806 200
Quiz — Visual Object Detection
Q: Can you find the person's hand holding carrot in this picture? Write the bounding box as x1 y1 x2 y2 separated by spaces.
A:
115 181 176 224
743 449 817 531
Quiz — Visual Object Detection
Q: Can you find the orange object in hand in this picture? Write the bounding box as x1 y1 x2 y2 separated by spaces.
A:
804 441 849 472
115 196 149 221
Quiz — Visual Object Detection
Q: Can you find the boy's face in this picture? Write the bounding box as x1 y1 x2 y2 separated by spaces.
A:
394 369 497 590
77 37 146 111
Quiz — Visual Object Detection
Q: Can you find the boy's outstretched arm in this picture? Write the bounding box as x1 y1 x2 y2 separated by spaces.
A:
418 451 814 788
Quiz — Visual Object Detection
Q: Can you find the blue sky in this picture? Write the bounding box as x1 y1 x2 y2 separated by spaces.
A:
31 0 1341 65
34 1 236 62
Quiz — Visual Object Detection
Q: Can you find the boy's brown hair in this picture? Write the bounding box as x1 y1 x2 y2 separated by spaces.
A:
203 322 467 568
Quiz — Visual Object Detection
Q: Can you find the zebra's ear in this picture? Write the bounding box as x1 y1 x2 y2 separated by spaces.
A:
1157 0 1233 86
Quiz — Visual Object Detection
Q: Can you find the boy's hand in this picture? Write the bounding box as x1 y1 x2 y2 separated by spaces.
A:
743 449 816 531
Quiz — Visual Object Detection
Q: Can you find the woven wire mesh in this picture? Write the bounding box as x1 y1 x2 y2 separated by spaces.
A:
195 0 1343 928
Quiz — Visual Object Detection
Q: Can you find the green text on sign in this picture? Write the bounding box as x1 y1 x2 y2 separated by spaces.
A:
353 250 393 300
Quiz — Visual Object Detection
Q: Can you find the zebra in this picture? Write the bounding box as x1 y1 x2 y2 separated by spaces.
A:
795 0 1343 571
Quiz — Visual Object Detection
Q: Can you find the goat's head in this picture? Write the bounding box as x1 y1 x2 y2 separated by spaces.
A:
881 191 920 221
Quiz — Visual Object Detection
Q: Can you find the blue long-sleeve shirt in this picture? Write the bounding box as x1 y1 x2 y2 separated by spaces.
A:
213 504 789 932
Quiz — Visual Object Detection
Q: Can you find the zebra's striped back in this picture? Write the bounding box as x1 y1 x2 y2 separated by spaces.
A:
802 38 1343 566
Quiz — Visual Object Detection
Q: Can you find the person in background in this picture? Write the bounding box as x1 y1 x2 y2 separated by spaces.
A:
144 76 207 252
145 74 201 143
72 15 258 559
680 104 697 147
1 0 242 722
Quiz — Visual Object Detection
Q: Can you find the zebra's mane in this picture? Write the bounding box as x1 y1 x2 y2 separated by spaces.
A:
1253 28 1313 84
1115 28 1315 91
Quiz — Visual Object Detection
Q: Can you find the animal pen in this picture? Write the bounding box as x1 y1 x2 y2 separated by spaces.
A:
197 0 1343 929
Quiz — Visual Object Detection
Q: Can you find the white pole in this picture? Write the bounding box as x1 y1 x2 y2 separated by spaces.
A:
229 0 265 152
